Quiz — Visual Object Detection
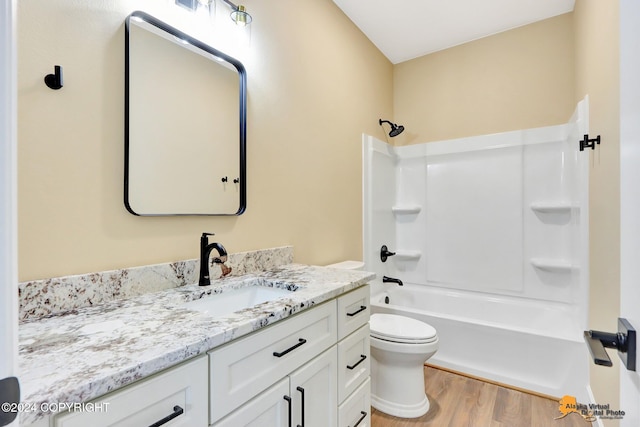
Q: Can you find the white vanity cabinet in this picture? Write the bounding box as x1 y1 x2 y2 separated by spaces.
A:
52 355 208 427
208 300 338 424
213 348 337 427
337 286 371 427
210 285 371 427
30 284 370 427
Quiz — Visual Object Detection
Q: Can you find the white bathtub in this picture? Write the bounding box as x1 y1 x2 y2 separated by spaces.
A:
370 284 589 402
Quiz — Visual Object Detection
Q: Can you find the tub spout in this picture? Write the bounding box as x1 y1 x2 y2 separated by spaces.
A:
383 276 403 286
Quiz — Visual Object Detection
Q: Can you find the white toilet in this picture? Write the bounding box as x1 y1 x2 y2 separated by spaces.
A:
369 313 438 418
326 261 439 419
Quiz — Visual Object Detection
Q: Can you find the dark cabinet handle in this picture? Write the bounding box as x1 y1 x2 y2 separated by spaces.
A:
147 405 184 427
296 386 305 427
349 411 367 427
346 305 366 317
284 395 292 427
273 338 307 357
347 354 367 370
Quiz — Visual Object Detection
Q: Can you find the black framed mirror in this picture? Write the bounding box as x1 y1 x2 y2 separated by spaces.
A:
125 11 246 215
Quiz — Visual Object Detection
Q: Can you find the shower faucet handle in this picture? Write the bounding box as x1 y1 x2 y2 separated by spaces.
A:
380 245 396 262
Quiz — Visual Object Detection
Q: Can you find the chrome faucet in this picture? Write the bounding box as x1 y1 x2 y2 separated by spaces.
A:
382 276 403 286
199 232 228 286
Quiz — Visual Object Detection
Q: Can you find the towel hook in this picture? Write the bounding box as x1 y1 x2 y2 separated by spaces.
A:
44 65 63 90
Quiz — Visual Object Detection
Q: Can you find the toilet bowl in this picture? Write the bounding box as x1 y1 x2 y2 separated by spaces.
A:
370 313 439 418
325 260 440 419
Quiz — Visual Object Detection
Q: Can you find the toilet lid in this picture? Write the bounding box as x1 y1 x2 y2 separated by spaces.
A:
370 313 437 343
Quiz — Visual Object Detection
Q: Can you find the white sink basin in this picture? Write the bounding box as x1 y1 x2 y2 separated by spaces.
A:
183 286 294 316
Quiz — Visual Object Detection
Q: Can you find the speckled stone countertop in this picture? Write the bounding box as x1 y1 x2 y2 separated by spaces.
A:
18 264 374 425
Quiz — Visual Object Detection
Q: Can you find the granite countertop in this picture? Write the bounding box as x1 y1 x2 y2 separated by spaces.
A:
18 264 375 425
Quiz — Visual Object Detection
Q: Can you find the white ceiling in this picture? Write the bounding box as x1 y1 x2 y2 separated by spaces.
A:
332 0 575 64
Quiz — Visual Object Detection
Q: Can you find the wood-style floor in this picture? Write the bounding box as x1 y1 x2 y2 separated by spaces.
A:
371 366 589 427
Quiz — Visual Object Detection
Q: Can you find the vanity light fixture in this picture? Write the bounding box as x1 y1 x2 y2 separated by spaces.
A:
222 0 252 26
176 0 215 19
230 5 252 26
174 0 253 28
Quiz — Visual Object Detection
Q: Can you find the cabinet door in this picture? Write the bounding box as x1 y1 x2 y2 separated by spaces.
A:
210 300 337 423
54 356 208 427
213 377 290 427
289 347 338 427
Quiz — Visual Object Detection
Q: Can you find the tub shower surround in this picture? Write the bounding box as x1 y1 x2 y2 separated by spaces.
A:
18 258 374 425
19 246 293 321
363 98 590 401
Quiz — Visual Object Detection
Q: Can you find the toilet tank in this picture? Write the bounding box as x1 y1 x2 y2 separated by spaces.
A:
325 260 365 270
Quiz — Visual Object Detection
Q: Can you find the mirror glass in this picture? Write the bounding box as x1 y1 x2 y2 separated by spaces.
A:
125 11 246 215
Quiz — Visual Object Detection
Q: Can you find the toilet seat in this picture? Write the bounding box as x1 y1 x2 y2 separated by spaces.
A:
370 313 437 344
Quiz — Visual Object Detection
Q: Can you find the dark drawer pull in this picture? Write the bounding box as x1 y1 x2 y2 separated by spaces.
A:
347 354 367 370
296 386 305 427
148 405 184 427
273 338 307 357
346 305 366 317
284 395 292 427
349 411 367 427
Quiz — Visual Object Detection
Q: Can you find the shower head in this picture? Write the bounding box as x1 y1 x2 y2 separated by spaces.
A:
379 119 404 137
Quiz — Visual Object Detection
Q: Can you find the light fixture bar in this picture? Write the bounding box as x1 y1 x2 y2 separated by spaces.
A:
221 0 240 10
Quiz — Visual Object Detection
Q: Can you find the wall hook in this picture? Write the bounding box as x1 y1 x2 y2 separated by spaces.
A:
44 65 63 90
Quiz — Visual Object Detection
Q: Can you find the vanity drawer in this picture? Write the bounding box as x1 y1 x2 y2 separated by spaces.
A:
338 377 371 427
337 285 370 340
209 300 337 424
337 324 370 403
54 356 208 427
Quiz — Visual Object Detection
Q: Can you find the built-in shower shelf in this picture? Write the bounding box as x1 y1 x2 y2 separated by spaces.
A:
394 250 422 261
530 202 578 214
530 258 575 273
392 205 422 214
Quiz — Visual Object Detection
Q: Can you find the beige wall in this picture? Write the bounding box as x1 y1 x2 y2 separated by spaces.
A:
574 0 621 425
17 0 393 281
393 13 575 145
391 3 622 415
